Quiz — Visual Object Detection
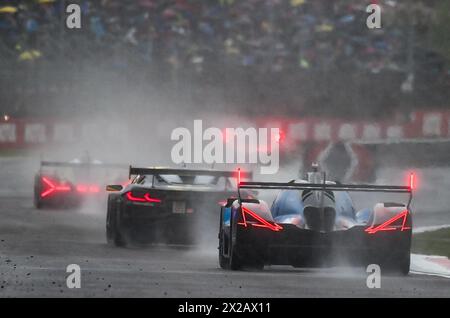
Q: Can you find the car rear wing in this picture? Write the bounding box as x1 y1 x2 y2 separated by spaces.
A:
238 174 414 208
129 166 253 180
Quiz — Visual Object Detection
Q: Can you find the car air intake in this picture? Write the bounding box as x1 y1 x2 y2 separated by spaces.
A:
303 207 336 232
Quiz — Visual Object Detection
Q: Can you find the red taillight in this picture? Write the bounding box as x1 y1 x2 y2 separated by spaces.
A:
143 193 161 203
126 192 145 202
365 210 411 234
125 191 162 203
238 207 283 232
41 177 71 198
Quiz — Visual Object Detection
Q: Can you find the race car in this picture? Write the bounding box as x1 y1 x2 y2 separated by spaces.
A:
218 167 414 275
105 167 252 246
34 158 127 209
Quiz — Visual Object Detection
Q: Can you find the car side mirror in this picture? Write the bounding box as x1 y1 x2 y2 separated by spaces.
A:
106 185 123 192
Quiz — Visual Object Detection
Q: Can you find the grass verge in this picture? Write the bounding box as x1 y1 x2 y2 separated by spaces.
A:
412 228 450 258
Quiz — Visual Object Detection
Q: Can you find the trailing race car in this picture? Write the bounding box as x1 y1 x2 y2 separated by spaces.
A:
34 158 127 209
218 167 414 275
105 167 252 246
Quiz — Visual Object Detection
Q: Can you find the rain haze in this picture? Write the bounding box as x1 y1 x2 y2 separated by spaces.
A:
0 0 450 299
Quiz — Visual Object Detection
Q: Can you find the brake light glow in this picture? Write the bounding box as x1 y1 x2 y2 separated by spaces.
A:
126 191 161 203
41 177 71 198
89 185 100 193
238 207 283 231
409 173 415 191
238 168 241 185
218 200 227 206
76 184 100 193
122 180 131 187
365 210 411 234
76 185 88 193
274 130 284 143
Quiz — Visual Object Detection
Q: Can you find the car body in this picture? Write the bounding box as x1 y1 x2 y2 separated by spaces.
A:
218 170 414 275
34 159 127 209
106 167 252 246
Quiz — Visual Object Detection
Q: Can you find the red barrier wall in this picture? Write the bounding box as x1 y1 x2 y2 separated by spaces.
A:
1 110 449 149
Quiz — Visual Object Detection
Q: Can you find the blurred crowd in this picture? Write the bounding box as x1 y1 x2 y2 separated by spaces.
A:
0 0 418 71
0 0 448 117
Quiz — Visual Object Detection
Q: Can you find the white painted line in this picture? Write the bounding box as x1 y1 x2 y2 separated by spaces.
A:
410 254 450 279
410 270 450 279
414 224 450 234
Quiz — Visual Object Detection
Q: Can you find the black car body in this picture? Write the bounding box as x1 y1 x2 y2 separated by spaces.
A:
218 171 414 275
106 167 252 246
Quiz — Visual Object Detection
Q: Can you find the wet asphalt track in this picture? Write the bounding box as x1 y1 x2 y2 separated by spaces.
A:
0 157 449 297
1 196 450 298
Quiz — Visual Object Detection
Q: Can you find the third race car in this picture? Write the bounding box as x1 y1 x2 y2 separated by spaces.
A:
34 156 127 209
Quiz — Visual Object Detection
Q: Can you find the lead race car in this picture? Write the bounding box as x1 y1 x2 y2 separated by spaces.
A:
105 166 252 246
219 166 414 275
34 156 127 209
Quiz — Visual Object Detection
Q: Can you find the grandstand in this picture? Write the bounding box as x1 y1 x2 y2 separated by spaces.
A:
0 0 448 118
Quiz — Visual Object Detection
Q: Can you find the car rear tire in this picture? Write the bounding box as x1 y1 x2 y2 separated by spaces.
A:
392 250 410 276
228 217 244 270
246 260 264 270
229 241 243 270
373 247 410 276
228 242 264 270
106 195 127 247
34 175 43 209
218 230 230 269
223 214 265 270
34 194 43 209
388 235 411 276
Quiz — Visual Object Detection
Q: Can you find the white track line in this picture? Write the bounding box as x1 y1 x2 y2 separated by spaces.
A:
414 224 450 234
410 254 450 279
